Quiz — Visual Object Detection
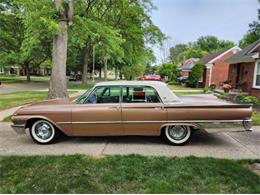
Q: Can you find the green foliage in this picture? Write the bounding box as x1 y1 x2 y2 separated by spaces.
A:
158 63 179 81
177 48 208 62
194 36 234 53
235 94 260 105
169 44 188 63
188 63 204 86
239 21 260 48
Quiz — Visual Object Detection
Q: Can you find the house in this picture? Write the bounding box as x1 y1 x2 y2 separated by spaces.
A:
179 58 200 77
200 46 241 87
227 39 260 98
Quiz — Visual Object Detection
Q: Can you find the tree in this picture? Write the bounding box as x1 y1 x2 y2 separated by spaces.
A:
188 63 204 87
158 63 179 81
169 44 188 63
177 48 208 62
0 0 52 81
239 21 260 48
194 36 234 53
48 0 73 99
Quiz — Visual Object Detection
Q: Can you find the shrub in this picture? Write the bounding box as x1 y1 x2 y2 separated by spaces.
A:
235 95 260 105
188 63 204 87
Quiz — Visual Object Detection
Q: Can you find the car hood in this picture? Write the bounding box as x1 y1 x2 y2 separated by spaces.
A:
28 98 72 106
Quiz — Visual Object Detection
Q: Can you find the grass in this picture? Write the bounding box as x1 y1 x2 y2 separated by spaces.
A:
0 155 259 193
252 112 260 126
67 82 93 90
0 75 50 83
0 91 77 110
176 91 205 95
168 84 203 91
2 115 11 122
0 91 48 110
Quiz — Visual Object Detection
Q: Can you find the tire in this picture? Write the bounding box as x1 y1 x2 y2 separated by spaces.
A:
163 125 192 145
29 120 58 144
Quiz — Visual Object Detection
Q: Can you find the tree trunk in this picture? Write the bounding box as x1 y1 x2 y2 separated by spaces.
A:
82 46 90 84
25 65 30 82
104 58 107 81
119 66 123 79
48 0 70 99
115 65 118 80
99 67 102 79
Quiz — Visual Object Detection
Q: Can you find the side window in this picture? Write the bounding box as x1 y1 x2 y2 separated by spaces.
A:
122 86 161 103
86 86 120 104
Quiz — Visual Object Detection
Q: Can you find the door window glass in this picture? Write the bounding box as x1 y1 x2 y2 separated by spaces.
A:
86 86 120 104
122 86 161 103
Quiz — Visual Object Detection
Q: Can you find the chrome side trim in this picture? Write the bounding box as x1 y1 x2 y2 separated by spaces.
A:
57 119 250 125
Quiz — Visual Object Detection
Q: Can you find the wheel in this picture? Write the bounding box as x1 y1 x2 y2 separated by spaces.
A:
163 125 191 145
30 120 58 144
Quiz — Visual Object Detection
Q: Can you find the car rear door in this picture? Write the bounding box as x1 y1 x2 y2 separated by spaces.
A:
121 86 167 136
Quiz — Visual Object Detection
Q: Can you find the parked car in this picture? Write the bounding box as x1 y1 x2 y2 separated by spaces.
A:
69 73 82 81
176 76 188 84
138 75 161 81
11 81 253 145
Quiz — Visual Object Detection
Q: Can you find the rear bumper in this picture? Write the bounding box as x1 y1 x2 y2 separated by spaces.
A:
194 119 253 133
11 124 26 134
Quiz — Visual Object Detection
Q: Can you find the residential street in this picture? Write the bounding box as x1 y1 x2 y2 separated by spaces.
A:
0 122 259 159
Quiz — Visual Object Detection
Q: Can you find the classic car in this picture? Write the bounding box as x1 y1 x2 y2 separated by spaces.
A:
137 75 162 81
11 81 253 145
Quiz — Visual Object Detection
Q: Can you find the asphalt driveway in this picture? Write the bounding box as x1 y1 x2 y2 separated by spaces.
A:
0 122 259 159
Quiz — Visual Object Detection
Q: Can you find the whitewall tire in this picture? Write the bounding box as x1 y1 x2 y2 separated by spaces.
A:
30 120 58 144
163 125 191 145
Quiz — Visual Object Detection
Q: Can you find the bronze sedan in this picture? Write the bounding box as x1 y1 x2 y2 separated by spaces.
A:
11 81 253 145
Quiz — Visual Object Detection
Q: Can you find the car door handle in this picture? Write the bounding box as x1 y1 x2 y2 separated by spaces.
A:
155 106 164 110
109 106 120 110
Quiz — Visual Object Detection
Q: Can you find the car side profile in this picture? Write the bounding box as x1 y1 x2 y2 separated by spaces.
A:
11 81 253 145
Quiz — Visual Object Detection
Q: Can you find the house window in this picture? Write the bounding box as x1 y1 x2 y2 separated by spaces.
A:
253 61 260 88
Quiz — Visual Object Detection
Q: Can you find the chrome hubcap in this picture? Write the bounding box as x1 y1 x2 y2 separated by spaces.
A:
168 126 187 140
35 122 52 140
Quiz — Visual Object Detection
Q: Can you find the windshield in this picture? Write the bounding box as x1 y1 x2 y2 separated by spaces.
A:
75 87 94 104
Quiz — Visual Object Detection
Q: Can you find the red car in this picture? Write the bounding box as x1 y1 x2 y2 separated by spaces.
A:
138 75 161 81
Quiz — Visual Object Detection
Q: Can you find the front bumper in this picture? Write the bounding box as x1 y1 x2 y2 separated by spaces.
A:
11 124 26 134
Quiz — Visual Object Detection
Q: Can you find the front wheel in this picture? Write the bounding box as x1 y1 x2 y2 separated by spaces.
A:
163 125 192 145
30 120 58 144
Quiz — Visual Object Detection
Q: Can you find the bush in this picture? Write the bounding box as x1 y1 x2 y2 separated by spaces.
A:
235 94 260 105
188 63 204 87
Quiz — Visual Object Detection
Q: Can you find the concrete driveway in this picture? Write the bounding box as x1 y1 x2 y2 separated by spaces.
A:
0 122 259 159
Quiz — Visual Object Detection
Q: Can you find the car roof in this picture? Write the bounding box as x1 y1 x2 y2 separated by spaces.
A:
94 81 180 104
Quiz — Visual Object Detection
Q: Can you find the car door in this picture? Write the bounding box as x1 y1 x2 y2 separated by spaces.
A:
72 86 123 136
121 86 167 136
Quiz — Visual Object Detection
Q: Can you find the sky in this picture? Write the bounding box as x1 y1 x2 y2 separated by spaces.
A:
151 0 259 64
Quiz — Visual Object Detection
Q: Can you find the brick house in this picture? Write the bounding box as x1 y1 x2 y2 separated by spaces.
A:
200 46 241 87
179 58 200 77
227 39 260 98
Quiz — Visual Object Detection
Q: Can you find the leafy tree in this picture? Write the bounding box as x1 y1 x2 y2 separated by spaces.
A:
188 63 204 87
239 21 260 48
194 36 234 53
169 44 188 63
0 0 52 81
177 48 208 62
158 63 179 81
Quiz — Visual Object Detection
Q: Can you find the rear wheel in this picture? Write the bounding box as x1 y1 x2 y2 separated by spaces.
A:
163 125 191 145
30 120 58 144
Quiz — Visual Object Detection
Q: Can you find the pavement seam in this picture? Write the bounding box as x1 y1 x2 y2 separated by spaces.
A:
100 139 109 155
225 132 258 158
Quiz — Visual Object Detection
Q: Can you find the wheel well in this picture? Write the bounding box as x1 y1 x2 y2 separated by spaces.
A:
25 118 42 129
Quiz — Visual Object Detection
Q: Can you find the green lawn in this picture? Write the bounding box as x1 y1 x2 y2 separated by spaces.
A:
0 75 50 83
168 84 203 91
0 91 77 110
252 112 260 126
0 91 48 110
176 91 205 95
67 82 93 90
0 155 259 193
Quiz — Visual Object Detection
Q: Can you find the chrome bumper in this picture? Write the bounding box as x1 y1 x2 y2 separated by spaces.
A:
194 119 253 133
11 124 26 134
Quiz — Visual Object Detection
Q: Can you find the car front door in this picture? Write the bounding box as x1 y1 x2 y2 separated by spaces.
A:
121 86 167 136
72 86 123 136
